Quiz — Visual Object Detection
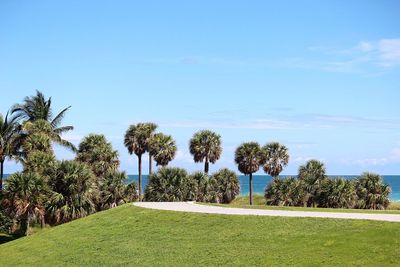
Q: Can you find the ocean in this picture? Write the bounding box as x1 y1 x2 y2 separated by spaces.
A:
2 174 399 201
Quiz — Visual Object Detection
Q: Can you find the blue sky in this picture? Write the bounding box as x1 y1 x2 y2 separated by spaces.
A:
1 0 400 175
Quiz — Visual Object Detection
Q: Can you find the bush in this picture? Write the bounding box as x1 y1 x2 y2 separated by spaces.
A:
190 172 212 202
144 167 196 202
210 169 240 204
354 172 390 210
46 160 97 224
0 211 12 233
265 177 303 206
125 182 139 203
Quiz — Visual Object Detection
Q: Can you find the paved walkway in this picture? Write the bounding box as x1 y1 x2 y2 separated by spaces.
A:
134 202 400 222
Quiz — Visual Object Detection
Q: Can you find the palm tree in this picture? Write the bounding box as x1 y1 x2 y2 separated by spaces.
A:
322 177 357 208
355 172 391 210
1 172 48 235
144 123 157 176
148 133 177 167
265 176 303 206
11 90 76 152
298 159 327 207
234 142 263 205
211 168 240 204
190 172 212 202
298 159 326 180
189 130 222 174
0 111 19 190
144 167 194 202
46 160 97 224
124 123 155 200
101 171 129 209
262 142 289 178
76 134 119 178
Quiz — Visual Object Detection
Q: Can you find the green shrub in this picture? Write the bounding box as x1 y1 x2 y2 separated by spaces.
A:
144 167 196 201
0 211 12 233
210 169 240 204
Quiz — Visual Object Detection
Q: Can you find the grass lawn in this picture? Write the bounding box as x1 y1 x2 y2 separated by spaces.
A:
204 195 400 214
0 204 399 266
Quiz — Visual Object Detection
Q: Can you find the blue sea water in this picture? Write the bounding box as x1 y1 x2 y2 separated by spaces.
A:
3 174 399 201
126 175 400 202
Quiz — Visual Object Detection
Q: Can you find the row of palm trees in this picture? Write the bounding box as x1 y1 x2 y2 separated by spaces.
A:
265 160 391 209
144 167 240 203
124 125 291 206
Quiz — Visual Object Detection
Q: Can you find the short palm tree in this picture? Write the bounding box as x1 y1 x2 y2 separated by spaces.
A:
11 90 76 152
144 167 194 202
76 134 119 178
101 171 129 209
355 172 391 210
148 133 177 167
265 176 303 206
0 111 19 190
298 159 327 207
46 160 97 224
211 168 240 204
1 172 48 235
262 142 289 178
124 123 155 200
234 142 263 205
322 178 357 208
298 159 326 180
189 130 222 174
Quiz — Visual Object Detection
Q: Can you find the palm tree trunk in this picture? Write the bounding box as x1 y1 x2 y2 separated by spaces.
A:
249 173 253 205
149 153 152 176
204 158 209 174
0 160 3 191
40 217 45 228
21 218 29 236
138 154 142 201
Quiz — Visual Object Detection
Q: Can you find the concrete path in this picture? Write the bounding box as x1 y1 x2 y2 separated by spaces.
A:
134 202 400 222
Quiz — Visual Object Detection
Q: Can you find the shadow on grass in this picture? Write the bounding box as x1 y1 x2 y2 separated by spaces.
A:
0 233 20 245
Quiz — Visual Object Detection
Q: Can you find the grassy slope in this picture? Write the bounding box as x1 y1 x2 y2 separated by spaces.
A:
1 204 399 266
206 195 400 214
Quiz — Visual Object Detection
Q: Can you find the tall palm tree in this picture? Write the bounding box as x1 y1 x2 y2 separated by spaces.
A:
234 142 263 205
262 142 289 178
1 172 48 235
124 123 155 200
0 111 19 190
148 133 177 167
144 123 157 176
189 130 222 174
298 159 327 207
11 90 76 152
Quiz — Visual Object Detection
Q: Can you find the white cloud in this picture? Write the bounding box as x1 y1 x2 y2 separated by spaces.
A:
377 39 400 67
295 38 400 74
358 41 374 52
342 147 400 167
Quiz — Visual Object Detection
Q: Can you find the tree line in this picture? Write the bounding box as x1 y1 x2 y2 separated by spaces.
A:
0 91 392 236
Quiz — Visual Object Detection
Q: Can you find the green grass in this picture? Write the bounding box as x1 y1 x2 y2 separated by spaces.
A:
204 195 400 214
1 204 399 266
